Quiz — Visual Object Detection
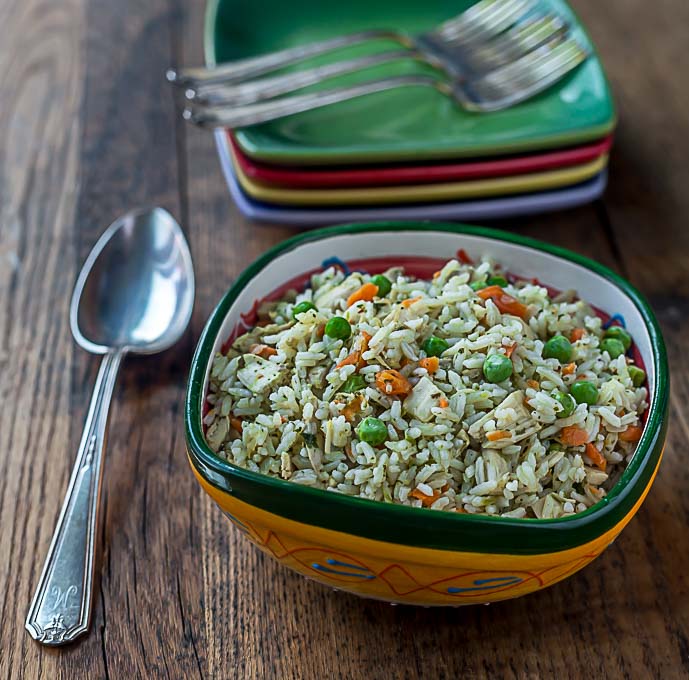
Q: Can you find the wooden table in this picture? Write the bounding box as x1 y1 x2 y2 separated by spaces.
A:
2 0 688 677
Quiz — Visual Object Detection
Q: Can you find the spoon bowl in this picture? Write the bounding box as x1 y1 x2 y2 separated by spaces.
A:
71 207 194 354
26 207 194 646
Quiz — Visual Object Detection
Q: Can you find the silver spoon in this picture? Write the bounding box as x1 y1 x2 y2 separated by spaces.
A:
25 207 194 646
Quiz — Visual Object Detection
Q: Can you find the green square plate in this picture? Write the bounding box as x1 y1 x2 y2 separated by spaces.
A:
205 0 616 166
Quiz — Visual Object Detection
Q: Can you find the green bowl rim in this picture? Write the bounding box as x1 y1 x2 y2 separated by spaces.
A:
185 221 668 555
204 0 618 165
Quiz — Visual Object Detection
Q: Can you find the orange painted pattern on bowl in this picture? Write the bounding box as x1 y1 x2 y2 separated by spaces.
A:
190 448 663 606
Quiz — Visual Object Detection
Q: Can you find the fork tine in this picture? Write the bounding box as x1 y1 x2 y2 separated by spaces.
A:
463 37 589 111
438 0 535 42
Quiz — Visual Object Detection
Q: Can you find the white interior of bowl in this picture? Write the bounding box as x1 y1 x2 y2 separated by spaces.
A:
201 230 655 418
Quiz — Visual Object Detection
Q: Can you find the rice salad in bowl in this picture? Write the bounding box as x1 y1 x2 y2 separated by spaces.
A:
203 255 648 520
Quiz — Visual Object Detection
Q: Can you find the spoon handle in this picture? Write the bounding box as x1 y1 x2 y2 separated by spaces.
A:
25 351 124 645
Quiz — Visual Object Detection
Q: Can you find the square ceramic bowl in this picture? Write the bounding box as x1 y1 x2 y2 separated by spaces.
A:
185 222 668 606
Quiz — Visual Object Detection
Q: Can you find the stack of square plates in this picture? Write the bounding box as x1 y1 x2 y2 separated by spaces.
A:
208 0 615 226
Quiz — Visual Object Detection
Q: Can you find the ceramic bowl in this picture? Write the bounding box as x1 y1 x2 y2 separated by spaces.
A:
185 222 668 606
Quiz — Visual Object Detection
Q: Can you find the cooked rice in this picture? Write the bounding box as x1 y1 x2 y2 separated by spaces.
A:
203 257 648 519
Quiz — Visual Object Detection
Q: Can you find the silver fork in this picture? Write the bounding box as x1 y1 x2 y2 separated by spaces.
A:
189 14 568 108
167 0 535 89
184 36 589 128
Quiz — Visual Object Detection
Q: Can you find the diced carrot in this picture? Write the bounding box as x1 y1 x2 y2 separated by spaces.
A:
526 379 540 389
346 282 378 308
418 356 439 373
249 343 277 359
375 369 412 397
401 296 422 308
432 270 441 279
336 331 372 370
454 506 466 513
441 483 450 492
585 442 607 471
486 430 511 442
410 488 441 507
342 395 363 423
316 324 325 339
504 342 517 358
457 248 473 265
438 397 449 408
562 362 576 375
619 426 643 443
476 285 528 319
230 417 243 434
559 425 589 447
336 351 360 370
570 328 586 342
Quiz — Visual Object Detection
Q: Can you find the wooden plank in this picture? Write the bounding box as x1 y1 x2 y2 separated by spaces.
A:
64 0 208 678
0 0 89 677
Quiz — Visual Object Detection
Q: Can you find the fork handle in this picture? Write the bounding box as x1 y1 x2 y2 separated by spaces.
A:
184 74 446 129
25 351 123 646
167 29 403 87
190 50 425 107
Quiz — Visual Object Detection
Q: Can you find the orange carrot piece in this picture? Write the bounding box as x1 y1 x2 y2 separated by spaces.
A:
432 270 441 279
336 331 372 370
418 356 439 373
230 417 243 434
336 351 361 370
559 425 589 447
342 395 363 423
619 425 643 443
562 362 576 375
504 343 517 358
486 430 511 442
438 397 449 408
249 343 278 359
401 296 422 308
526 379 540 389
585 442 607 471
476 285 528 319
410 488 441 507
346 282 378 308
570 328 586 342
375 369 412 397
316 324 326 339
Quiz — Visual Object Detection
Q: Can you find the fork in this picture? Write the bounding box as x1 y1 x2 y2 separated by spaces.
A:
189 14 568 108
184 36 589 128
167 0 536 89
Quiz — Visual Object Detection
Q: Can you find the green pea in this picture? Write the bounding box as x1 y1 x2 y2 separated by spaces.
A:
292 301 317 319
543 335 573 363
600 337 625 359
570 380 599 405
483 353 513 383
549 441 564 452
604 326 632 351
553 390 576 418
470 280 488 291
628 365 646 387
487 275 508 287
324 316 351 340
341 375 366 393
422 335 449 357
371 274 392 297
357 417 388 446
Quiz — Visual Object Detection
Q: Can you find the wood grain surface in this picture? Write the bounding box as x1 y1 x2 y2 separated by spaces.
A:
1 0 687 678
